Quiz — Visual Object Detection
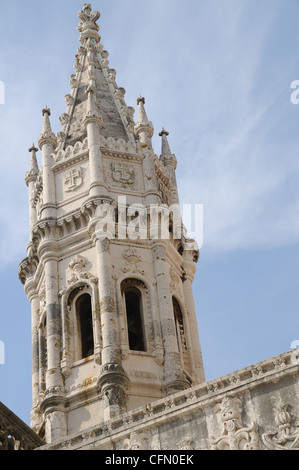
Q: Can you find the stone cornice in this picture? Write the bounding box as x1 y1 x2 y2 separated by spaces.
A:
25 169 38 187
19 192 194 285
37 350 298 450
53 152 89 173
18 254 39 286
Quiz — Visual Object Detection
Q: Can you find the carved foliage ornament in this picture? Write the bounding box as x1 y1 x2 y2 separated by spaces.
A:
262 404 299 450
123 432 148 450
211 397 260 450
63 255 97 290
77 4 100 33
122 249 144 275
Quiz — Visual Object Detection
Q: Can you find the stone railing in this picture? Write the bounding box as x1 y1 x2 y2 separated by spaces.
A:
39 349 299 450
0 402 44 450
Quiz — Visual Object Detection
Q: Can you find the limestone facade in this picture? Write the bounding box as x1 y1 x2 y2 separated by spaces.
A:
17 4 299 450
38 350 299 450
0 402 43 450
19 3 204 444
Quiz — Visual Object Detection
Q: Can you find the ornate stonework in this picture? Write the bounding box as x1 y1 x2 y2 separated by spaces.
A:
65 254 98 287
123 432 149 450
122 248 145 275
64 167 83 192
262 404 299 450
211 396 260 450
0 403 43 450
111 162 135 185
13 3 298 452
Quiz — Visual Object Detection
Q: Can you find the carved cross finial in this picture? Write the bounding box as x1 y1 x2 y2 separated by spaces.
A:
42 106 51 117
137 95 145 105
38 106 57 149
83 3 92 14
159 127 169 137
159 126 177 169
29 143 38 154
26 143 39 185
134 95 154 144
77 3 100 42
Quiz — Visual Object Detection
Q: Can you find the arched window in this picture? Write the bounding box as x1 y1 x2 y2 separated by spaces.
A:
123 285 146 352
75 293 94 359
172 297 187 359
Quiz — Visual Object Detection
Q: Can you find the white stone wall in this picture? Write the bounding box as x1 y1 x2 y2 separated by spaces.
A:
38 350 299 450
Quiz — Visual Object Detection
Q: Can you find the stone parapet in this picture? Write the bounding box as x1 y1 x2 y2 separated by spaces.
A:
37 349 299 450
0 402 44 450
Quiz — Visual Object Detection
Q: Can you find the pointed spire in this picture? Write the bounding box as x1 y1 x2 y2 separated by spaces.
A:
159 127 172 157
28 143 39 173
38 106 57 149
136 96 149 125
84 84 103 128
41 106 52 134
134 96 154 146
25 144 39 187
159 127 177 169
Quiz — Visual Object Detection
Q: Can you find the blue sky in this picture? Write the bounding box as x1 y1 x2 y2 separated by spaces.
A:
0 0 298 425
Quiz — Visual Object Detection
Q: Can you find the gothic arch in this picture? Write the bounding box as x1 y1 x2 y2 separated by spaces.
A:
116 274 163 362
172 296 192 377
60 279 101 373
121 278 147 352
71 288 94 361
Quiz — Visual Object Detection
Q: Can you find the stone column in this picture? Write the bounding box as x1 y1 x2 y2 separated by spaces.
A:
38 322 47 397
95 237 128 420
182 250 205 383
159 128 179 205
38 107 57 220
44 255 62 388
152 242 190 394
142 147 161 207
134 96 160 207
25 280 40 430
25 144 39 233
84 92 107 198
39 242 67 442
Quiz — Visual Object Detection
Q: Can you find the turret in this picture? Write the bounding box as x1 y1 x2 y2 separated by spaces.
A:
38 107 57 220
25 144 39 232
159 128 179 204
134 96 154 148
18 3 205 445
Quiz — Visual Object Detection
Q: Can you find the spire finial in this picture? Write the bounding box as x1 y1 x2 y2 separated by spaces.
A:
137 95 145 106
159 127 177 169
29 142 38 154
136 95 150 126
38 106 57 149
159 127 169 137
25 143 39 186
134 95 154 146
77 3 101 44
42 106 51 117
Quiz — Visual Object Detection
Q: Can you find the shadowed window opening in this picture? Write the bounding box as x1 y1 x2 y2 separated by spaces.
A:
76 293 94 359
125 289 145 351
173 297 187 355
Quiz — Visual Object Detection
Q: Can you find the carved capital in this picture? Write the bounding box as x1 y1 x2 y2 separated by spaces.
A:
83 110 103 128
38 132 57 149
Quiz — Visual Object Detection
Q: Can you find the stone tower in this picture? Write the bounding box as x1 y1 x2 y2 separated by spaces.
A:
18 4 205 444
